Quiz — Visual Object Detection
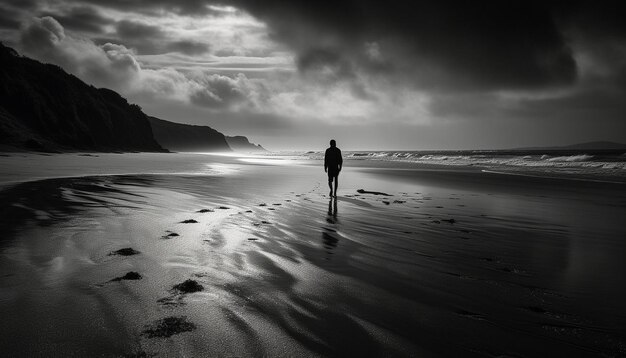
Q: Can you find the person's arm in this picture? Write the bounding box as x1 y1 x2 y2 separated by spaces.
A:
324 149 328 172
338 149 343 171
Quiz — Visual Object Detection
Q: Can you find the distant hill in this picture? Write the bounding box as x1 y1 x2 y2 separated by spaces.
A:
514 141 626 151
225 135 266 152
0 43 164 152
148 117 231 152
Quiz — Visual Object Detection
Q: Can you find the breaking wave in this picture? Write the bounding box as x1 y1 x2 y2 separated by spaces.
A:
546 154 594 162
282 150 626 180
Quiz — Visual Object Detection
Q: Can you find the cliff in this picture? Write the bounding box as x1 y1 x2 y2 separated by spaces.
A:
225 135 266 152
148 117 231 152
0 43 164 152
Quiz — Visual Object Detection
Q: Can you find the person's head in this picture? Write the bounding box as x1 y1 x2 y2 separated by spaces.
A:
330 139 336 147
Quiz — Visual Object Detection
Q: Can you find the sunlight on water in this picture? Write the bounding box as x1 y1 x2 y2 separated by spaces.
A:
205 163 242 175
238 157 304 165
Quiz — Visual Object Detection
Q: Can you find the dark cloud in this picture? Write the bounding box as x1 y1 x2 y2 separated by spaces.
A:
86 21 209 55
111 20 210 55
39 6 113 33
94 38 210 56
166 40 210 56
12 0 626 95
227 0 581 92
1 0 38 10
116 20 164 39
296 48 356 82
555 1 626 40
4 0 626 148
0 6 22 29
72 0 219 16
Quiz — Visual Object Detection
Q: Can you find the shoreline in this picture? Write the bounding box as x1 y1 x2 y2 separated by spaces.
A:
2 151 625 189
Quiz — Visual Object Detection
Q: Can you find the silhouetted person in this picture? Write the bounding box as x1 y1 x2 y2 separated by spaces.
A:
324 139 343 197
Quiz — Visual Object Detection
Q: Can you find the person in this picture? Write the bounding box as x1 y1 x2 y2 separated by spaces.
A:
324 139 343 197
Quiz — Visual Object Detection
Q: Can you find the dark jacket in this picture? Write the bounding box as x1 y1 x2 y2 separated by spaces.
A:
324 147 343 172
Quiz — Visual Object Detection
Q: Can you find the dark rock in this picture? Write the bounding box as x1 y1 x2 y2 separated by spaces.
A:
110 248 140 256
196 209 213 213
111 271 142 282
382 201 390 205
217 206 229 210
142 316 196 338
258 203 267 207
357 189 392 196
180 219 198 224
393 200 406 204
172 279 204 293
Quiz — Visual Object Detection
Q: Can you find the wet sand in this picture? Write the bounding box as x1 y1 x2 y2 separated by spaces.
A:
0 154 625 357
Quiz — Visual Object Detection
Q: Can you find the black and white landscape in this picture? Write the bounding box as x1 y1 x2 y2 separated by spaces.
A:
1 1 625 357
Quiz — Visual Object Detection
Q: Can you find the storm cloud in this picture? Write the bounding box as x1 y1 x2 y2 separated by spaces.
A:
1 0 625 149
39 6 113 33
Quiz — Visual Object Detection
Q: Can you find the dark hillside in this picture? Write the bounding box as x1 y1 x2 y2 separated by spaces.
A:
0 43 163 152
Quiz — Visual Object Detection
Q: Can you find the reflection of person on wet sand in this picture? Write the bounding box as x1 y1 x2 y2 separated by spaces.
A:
328 197 337 221
324 198 339 252
324 139 343 197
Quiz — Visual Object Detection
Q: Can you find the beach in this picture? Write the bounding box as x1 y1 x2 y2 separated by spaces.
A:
1 152 625 357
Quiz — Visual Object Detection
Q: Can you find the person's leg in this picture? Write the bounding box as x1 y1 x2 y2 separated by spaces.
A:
328 176 333 196
333 175 338 197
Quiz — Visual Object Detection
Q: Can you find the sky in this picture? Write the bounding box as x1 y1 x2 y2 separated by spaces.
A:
1 0 625 150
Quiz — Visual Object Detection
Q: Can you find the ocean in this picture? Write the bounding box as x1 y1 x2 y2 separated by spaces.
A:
264 149 626 183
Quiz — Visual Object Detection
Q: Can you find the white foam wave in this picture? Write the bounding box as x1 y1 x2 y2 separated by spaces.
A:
546 154 594 162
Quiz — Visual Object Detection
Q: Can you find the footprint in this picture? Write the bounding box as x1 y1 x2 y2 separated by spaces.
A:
142 316 196 338
109 248 140 256
110 271 142 282
162 232 179 239
171 279 204 294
